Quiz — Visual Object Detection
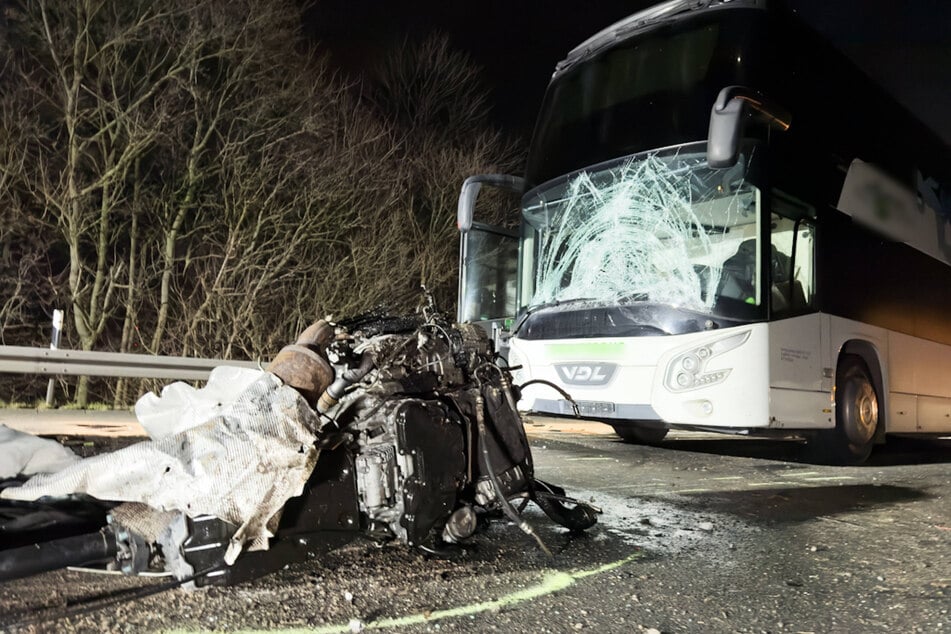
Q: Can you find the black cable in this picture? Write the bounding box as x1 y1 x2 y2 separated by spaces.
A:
475 362 538 493
518 379 581 417
2 564 227 629
475 392 552 558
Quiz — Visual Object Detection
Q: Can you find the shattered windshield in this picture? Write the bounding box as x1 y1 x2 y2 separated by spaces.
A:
520 143 761 321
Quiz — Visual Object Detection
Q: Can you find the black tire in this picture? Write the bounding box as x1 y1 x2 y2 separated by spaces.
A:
612 424 668 445
810 354 879 465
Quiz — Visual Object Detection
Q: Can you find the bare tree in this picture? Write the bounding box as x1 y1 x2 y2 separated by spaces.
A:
358 34 522 313
0 6 520 406
0 0 204 403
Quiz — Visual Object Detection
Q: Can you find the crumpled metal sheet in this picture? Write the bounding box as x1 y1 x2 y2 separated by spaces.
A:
0 424 80 478
1 373 320 564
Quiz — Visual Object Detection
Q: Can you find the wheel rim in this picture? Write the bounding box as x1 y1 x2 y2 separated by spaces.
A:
842 375 878 446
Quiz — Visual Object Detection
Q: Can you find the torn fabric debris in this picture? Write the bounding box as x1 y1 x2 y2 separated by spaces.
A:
2 373 319 564
134 365 266 440
0 424 80 478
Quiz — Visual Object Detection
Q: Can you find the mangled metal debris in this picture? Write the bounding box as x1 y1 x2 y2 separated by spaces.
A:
0 295 598 587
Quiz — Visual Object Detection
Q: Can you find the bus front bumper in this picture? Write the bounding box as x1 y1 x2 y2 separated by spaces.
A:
531 398 661 421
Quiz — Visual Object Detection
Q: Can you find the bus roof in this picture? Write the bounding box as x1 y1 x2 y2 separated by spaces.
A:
546 0 951 188
555 0 767 78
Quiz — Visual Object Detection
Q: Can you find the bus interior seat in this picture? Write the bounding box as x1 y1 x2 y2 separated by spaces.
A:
716 238 757 302
716 239 806 311
771 280 806 313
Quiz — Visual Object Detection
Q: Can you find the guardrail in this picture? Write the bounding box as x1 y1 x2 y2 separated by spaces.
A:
0 346 261 381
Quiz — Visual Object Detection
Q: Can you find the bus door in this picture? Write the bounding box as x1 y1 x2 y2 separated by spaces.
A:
457 175 523 359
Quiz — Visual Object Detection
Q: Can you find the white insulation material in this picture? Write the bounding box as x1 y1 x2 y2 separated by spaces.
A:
135 365 266 440
531 154 740 311
0 424 80 478
2 373 320 564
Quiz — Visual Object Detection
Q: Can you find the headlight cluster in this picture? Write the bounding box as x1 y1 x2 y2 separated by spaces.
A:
506 347 528 384
664 330 750 393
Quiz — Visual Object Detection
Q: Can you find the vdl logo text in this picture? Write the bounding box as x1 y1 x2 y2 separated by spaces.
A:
554 363 617 386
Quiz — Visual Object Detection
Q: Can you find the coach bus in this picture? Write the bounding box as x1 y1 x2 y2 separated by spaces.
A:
456 0 951 464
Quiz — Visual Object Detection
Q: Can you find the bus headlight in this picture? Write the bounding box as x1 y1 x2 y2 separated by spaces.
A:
664 330 751 393
507 347 528 384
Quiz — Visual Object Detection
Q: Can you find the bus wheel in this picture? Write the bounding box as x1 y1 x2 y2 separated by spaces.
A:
612 424 668 445
827 355 879 465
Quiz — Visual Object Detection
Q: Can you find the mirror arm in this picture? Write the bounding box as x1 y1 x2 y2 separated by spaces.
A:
707 86 791 169
457 174 525 232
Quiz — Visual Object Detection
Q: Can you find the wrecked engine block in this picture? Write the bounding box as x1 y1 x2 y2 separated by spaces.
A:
0 301 598 588
321 316 536 552
282 303 598 555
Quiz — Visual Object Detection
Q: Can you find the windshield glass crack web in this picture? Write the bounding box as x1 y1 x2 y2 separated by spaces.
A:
529 151 754 314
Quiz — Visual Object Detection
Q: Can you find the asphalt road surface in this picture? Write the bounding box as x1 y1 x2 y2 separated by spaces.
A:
1 417 949 633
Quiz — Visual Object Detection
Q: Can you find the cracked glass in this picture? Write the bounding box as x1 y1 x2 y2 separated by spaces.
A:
520 143 761 321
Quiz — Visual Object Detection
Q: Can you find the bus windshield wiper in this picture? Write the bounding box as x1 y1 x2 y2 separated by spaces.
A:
513 297 597 333
529 297 598 312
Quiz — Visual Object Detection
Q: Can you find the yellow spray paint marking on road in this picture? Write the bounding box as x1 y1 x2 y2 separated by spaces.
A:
166 553 642 634
603 482 663 491
565 456 616 461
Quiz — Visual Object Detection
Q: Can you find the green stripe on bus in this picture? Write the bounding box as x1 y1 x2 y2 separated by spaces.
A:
544 342 625 361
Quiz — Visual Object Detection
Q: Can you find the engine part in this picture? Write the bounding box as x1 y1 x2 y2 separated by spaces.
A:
267 344 334 407
317 353 375 414
442 505 477 543
0 529 117 582
295 319 335 350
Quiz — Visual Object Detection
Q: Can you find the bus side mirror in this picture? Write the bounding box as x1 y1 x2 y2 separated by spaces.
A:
708 86 791 169
457 174 525 232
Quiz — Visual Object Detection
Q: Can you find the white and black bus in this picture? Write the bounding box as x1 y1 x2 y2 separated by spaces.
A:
456 0 951 464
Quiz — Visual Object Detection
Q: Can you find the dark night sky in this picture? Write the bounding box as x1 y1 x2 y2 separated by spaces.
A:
307 0 951 144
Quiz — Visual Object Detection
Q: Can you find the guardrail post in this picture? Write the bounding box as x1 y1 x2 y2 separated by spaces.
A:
45 309 64 407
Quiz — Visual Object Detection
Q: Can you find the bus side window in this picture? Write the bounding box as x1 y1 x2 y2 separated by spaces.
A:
792 220 815 308
770 192 816 316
